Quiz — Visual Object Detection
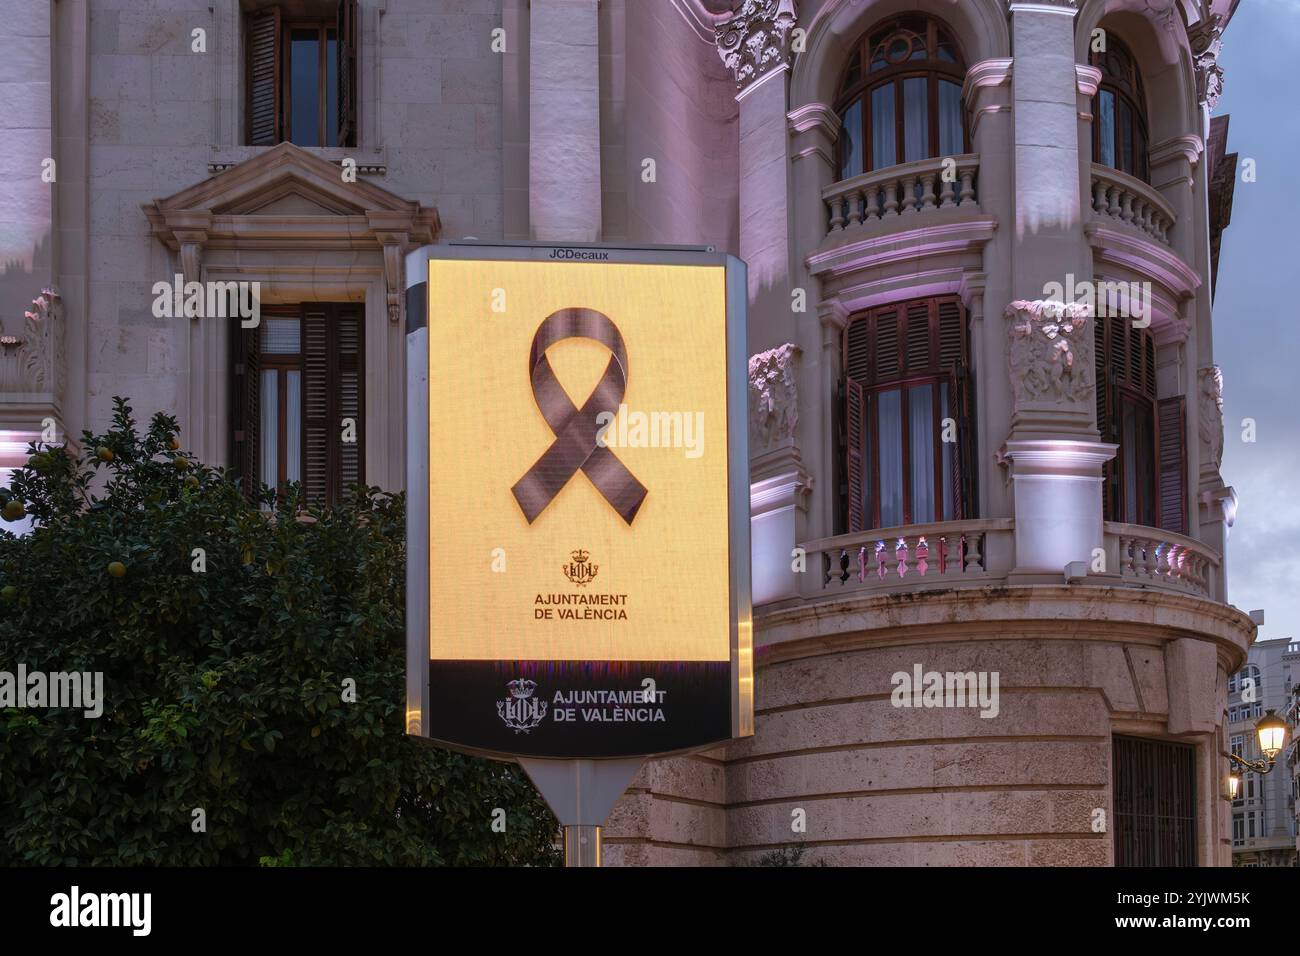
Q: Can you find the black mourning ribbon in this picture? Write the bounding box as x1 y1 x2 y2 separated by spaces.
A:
511 308 647 525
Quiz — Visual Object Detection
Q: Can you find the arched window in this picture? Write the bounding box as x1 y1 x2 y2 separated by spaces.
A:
1091 35 1149 182
841 295 973 532
835 14 968 180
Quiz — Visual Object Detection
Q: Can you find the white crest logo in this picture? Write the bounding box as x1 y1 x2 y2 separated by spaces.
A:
497 678 547 733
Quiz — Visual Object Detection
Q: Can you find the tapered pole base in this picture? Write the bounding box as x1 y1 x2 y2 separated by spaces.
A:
563 825 601 867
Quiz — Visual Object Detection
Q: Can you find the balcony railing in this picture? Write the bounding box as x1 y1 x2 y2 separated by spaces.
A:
823 154 979 236
1089 164 1176 245
1105 522 1220 600
802 518 1013 596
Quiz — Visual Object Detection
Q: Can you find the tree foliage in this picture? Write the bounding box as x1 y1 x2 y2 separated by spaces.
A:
0 398 559 866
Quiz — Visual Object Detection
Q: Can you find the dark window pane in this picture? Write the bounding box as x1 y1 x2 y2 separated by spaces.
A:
938 80 962 157
870 83 896 170
878 389 904 527
844 50 861 87
290 29 321 146
326 32 338 147
908 384 935 523
1122 400 1138 519
902 77 929 162
840 100 863 179
940 381 953 520
1098 90 1116 168
1118 99 1134 175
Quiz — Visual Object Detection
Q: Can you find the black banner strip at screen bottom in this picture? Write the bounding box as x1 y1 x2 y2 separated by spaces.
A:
425 660 732 758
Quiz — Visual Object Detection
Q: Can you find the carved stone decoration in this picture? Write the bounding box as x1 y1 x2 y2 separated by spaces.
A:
1189 16 1224 111
5 287 66 399
715 0 797 91
748 343 799 455
1005 300 1094 408
1198 365 1224 473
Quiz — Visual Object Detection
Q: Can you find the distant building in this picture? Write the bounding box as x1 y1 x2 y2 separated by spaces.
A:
1229 638 1298 867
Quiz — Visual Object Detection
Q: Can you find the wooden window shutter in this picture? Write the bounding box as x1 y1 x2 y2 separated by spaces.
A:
904 299 931 372
302 305 331 502
337 0 359 147
236 323 262 501
302 304 365 504
846 377 866 533
336 305 364 494
247 7 282 146
1157 396 1187 534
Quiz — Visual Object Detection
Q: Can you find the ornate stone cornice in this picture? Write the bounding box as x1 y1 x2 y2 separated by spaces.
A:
748 343 800 456
1189 16 1225 111
716 0 797 93
1075 64 1102 98
1005 300 1095 409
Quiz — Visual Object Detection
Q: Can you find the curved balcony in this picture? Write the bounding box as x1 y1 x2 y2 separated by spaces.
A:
1089 164 1176 246
798 518 1222 603
803 518 1013 597
1106 522 1220 601
822 154 980 237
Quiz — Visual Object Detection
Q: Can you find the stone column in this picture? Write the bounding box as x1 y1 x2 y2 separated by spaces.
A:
1001 299 1115 576
748 343 809 605
718 0 798 356
529 0 601 242
788 103 837 545
716 2 811 600
1001 2 1115 577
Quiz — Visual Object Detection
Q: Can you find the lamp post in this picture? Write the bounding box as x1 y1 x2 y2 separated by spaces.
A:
1224 709 1289 782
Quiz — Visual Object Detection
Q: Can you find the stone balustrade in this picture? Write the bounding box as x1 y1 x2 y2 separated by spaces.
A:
1105 522 1219 600
1089 164 1176 245
803 518 1013 595
823 154 979 236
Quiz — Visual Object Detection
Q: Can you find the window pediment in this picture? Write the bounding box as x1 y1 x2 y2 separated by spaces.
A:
142 142 438 324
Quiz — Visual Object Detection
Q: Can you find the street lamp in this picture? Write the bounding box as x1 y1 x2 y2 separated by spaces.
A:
1225 709 1290 776
1227 771 1240 801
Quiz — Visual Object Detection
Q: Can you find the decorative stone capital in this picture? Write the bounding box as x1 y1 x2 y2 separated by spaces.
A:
1198 364 1225 477
1189 16 1225 111
716 0 797 93
1005 300 1095 412
1 287 65 401
748 343 800 457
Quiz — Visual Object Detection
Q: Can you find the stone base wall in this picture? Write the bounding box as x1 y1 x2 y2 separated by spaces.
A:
603 586 1251 866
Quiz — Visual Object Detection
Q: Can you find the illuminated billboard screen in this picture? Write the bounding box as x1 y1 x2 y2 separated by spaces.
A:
405 243 751 759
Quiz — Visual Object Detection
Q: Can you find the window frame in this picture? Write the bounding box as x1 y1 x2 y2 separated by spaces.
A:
1090 34 1150 182
234 301 365 506
282 19 337 149
842 295 972 533
258 306 305 495
834 14 969 179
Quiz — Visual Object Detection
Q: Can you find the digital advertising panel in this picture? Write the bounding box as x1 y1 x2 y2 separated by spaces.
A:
405 242 752 761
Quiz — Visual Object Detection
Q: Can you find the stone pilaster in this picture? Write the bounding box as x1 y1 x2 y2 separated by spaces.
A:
529 0 601 242
748 343 810 605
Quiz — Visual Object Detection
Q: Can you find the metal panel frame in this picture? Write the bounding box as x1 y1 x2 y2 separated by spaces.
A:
404 240 752 760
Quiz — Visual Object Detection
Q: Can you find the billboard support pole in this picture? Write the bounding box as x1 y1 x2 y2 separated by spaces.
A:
519 757 643 867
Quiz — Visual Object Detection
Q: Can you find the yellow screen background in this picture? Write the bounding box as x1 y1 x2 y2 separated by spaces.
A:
426 259 732 661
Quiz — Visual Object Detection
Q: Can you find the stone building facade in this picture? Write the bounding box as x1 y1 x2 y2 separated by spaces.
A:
1 0 1257 865
1228 637 1299 867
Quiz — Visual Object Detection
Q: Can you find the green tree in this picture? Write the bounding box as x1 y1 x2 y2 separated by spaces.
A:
0 398 559 866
